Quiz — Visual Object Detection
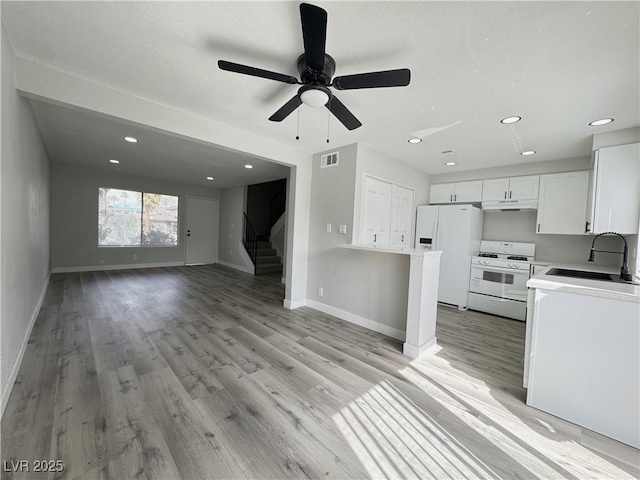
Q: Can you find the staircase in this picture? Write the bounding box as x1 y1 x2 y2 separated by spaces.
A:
255 237 283 275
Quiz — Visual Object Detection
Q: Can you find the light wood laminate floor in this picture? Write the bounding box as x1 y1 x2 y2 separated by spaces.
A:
2 265 638 479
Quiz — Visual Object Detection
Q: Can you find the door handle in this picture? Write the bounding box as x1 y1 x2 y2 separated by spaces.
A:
537 224 540 233
401 234 405 243
585 221 590 233
187 229 191 237
374 233 377 243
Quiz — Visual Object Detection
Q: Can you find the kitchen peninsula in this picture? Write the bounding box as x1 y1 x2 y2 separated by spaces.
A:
525 266 640 448
339 245 442 359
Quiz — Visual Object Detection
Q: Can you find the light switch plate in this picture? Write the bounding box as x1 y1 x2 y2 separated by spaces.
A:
339 225 347 234
326 223 332 233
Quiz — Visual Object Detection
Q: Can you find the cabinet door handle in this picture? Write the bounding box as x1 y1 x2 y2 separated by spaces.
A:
585 221 590 233
374 233 377 243
450 194 453 202
454 194 457 202
401 234 405 242
537 224 540 233
504 191 507 199
509 191 512 199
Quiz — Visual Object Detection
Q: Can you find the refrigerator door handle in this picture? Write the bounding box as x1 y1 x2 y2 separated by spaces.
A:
434 221 440 249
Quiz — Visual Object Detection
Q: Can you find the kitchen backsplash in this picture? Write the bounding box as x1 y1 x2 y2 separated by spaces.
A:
482 210 637 269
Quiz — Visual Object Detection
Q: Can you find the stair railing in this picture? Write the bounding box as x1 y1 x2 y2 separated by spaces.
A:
243 213 258 266
269 184 287 229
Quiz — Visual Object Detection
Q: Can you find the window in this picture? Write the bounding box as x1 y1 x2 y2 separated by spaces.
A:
98 188 178 246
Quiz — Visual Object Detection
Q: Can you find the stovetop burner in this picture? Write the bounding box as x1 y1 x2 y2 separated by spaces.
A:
478 253 498 258
507 255 529 261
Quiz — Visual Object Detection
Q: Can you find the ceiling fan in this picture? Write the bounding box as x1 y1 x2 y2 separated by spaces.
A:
218 3 411 131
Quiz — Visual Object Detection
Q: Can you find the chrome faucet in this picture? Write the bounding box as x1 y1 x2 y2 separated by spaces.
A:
588 232 632 281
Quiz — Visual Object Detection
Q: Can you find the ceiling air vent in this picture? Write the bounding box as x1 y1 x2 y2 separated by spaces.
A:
321 152 339 168
440 149 461 156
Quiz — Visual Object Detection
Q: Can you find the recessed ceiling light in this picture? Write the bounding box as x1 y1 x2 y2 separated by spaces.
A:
589 118 614 126
501 116 521 124
109 159 120 164
408 138 422 144
521 150 536 156
244 164 253 169
124 136 138 143
206 176 214 181
445 162 457 166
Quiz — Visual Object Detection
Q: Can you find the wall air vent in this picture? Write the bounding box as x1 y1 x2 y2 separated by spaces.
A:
321 152 339 168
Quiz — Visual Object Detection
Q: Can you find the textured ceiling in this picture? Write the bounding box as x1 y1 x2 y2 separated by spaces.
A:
3 1 639 177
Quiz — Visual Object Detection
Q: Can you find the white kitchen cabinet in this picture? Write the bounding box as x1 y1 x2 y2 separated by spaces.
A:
587 143 640 235
482 175 539 201
389 184 414 248
536 171 589 234
430 181 482 204
429 183 454 204
362 176 392 246
361 176 413 247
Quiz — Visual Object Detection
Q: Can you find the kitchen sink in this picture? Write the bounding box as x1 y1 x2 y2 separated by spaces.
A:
547 268 638 285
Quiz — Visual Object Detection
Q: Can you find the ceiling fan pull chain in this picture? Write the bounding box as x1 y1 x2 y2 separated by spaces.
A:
296 108 300 141
326 101 331 143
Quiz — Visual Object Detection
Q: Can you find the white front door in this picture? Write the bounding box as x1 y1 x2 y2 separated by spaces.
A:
185 197 219 265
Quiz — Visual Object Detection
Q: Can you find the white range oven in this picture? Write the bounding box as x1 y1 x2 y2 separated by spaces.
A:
468 241 535 321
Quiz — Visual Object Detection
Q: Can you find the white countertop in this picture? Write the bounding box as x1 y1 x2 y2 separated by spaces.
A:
527 265 640 304
338 244 442 257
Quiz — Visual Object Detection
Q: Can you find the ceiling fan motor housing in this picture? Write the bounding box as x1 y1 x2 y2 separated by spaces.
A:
297 53 335 85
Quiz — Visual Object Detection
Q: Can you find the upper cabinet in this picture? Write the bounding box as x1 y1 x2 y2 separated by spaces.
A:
429 181 482 204
587 143 639 235
537 171 590 235
361 175 414 247
482 175 539 201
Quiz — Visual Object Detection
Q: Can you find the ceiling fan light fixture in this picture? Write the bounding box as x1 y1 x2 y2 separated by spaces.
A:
300 87 330 108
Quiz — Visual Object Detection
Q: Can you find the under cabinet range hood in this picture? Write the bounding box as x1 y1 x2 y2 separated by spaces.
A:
481 199 538 211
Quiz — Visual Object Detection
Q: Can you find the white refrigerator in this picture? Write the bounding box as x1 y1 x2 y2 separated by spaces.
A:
415 205 483 309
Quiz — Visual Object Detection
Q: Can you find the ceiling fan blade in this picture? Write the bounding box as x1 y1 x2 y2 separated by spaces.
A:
218 60 298 84
269 95 302 122
333 68 411 90
326 96 362 131
300 3 327 72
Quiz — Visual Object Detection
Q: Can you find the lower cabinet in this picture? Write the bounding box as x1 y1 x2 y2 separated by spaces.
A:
536 171 590 234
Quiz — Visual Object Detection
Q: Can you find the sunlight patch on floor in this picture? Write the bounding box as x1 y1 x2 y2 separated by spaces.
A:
333 380 500 479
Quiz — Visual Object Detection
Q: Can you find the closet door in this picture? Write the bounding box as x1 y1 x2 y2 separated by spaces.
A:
389 184 414 247
362 176 392 246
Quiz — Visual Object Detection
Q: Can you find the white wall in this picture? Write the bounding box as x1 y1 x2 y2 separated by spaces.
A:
306 143 431 338
50 163 220 271
592 127 640 150
218 185 247 271
1 25 52 415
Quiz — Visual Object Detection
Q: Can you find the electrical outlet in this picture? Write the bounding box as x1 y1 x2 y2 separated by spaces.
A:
339 225 347 234
133 254 137 260
318 287 324 297
326 223 332 233
99 260 104 265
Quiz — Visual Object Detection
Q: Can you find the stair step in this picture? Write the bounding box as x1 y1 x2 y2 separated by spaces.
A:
257 248 276 256
255 264 283 275
256 256 281 265
256 241 271 249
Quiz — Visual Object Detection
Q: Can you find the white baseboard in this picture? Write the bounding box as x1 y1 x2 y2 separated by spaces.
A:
51 261 184 273
305 299 406 341
283 298 306 310
403 337 438 359
218 260 250 274
1 272 50 417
